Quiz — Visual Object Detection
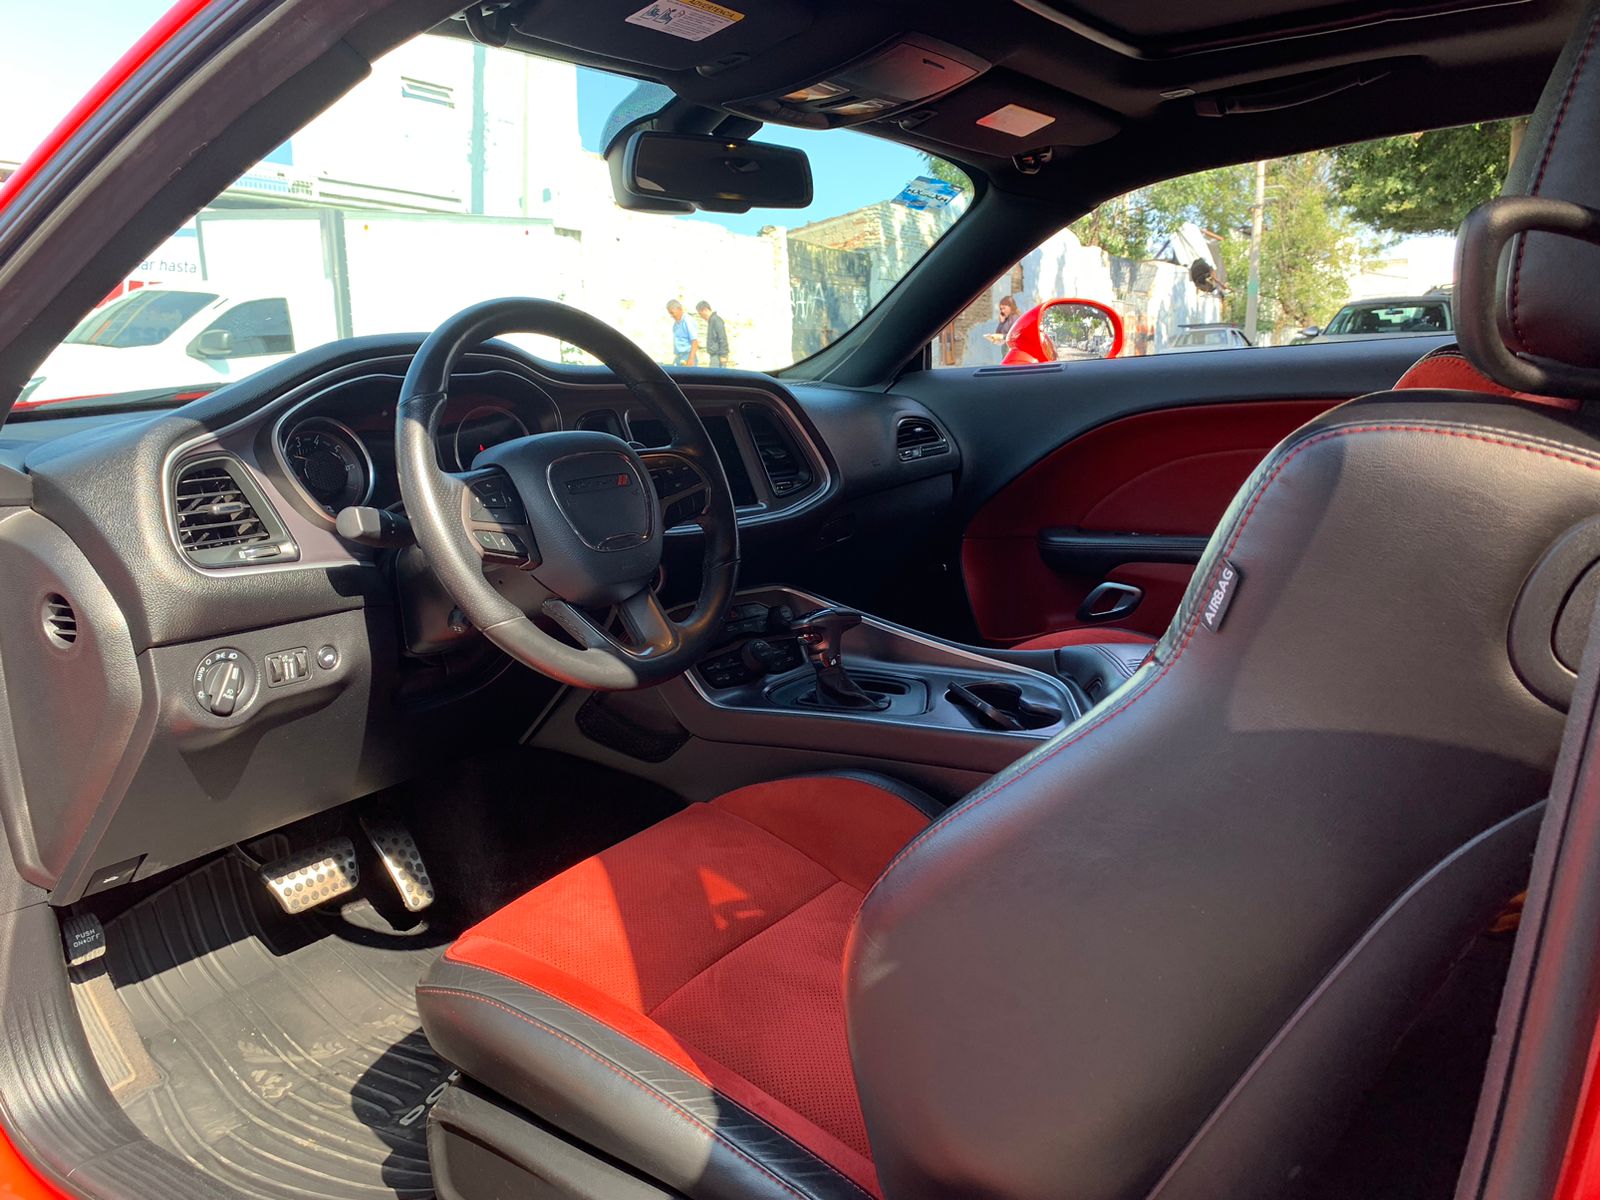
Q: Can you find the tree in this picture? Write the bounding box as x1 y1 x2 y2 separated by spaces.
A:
1070 154 1365 337
1328 121 1518 236
921 154 975 197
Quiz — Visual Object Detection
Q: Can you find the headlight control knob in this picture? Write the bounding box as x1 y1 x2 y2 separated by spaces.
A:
194 648 255 717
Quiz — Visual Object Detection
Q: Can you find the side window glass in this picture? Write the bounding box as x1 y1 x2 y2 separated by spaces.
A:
193 298 294 358
933 121 1518 367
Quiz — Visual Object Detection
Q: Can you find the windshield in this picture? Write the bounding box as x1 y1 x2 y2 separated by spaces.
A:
14 28 969 414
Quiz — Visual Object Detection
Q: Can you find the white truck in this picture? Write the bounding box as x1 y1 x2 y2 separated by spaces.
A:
20 207 570 408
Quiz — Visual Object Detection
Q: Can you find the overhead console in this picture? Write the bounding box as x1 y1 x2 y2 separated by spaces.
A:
728 34 987 129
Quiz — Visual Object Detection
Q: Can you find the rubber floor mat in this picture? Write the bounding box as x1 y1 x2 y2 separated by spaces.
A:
86 852 457 1200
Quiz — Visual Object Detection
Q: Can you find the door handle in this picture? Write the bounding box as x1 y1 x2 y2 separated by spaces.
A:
1077 581 1143 623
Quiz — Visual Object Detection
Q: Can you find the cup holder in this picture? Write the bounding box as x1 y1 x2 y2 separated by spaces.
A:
947 680 1061 732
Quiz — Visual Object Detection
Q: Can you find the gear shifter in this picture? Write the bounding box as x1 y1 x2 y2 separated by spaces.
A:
790 607 888 711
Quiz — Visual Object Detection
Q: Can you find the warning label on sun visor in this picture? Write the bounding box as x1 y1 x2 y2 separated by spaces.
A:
626 0 744 41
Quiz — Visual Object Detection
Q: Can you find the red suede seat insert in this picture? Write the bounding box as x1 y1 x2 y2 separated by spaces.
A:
442 777 931 1198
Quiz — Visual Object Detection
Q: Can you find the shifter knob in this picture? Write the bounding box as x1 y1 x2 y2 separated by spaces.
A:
790 606 863 669
789 607 886 711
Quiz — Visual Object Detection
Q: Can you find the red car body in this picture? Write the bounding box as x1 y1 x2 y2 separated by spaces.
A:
1000 296 1126 365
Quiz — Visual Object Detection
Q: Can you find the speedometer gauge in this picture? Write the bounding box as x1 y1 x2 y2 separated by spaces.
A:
283 418 373 513
453 405 529 471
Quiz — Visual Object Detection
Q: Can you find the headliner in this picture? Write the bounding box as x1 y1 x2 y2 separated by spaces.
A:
479 0 1582 208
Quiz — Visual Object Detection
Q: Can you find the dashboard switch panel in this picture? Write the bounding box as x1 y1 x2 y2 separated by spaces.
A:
697 602 805 688
265 647 310 688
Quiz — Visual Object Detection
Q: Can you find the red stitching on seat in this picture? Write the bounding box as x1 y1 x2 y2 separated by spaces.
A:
418 984 870 1200
866 419 1600 897
1511 11 1600 354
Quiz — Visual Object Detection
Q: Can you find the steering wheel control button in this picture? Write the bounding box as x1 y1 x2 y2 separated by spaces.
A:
264 647 310 688
315 645 339 671
259 837 360 915
360 818 436 912
474 528 528 559
468 476 525 523
194 648 255 717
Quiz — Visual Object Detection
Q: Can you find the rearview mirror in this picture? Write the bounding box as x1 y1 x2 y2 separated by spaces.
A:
618 131 813 214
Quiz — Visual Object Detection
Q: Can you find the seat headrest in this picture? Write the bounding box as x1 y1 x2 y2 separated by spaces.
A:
1471 6 1600 392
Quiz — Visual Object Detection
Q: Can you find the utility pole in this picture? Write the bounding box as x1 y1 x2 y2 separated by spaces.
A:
1244 159 1266 344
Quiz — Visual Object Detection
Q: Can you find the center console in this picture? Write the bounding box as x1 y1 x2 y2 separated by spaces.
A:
662 586 1088 775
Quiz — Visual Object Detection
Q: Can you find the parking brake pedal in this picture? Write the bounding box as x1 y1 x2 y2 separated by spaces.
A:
260 837 360 914
360 818 436 912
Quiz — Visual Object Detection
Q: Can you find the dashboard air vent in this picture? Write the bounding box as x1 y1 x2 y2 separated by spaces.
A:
577 409 624 437
42 594 78 648
742 405 813 497
895 415 950 462
172 456 297 569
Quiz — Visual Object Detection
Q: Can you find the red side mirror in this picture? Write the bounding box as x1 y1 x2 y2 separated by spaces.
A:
1003 298 1125 365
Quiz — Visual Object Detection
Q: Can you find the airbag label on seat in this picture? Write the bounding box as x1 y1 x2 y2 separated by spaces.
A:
1201 560 1242 633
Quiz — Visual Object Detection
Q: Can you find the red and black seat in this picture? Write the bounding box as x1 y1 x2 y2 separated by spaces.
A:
420 774 935 1198
417 10 1600 1197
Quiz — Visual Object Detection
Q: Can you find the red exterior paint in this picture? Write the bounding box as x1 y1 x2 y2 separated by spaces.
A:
1002 297 1126 365
0 0 216 212
1556 1010 1600 1200
0 1125 67 1200
0 3 218 1194
962 399 1344 643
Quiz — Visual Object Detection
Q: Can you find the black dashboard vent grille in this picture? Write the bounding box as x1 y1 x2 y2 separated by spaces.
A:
741 405 813 496
42 594 78 648
172 456 297 569
895 415 949 461
577 409 624 437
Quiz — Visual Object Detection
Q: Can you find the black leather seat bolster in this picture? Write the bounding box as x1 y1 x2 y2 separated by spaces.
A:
418 961 875 1200
847 394 1597 1200
1149 801 1545 1198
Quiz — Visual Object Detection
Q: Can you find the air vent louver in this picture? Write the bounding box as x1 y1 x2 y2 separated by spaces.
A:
42 594 77 648
895 415 950 461
172 456 297 568
742 405 813 497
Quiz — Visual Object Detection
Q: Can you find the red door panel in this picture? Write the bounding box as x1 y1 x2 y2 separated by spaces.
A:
961 399 1344 643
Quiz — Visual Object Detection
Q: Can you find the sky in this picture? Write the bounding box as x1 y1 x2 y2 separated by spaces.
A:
3 1 174 161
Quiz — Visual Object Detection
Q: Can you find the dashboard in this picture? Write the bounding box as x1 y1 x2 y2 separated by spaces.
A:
0 336 959 906
255 361 830 541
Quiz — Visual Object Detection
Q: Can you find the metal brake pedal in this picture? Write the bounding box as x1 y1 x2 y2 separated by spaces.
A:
360 818 436 912
260 837 359 914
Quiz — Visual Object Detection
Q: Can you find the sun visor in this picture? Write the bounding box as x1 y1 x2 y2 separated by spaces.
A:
900 71 1121 154
514 0 814 73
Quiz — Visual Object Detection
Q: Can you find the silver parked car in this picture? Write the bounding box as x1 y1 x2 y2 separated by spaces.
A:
1297 294 1453 343
1165 323 1253 352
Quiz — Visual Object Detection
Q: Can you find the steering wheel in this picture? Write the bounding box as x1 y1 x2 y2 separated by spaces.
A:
395 298 739 690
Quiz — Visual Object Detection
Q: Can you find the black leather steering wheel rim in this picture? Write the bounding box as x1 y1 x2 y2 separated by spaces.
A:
395 297 739 690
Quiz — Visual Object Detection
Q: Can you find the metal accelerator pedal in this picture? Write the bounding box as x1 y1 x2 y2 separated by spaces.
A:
259 837 360 914
359 818 436 912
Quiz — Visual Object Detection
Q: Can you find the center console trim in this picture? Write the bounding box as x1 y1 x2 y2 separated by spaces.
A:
663 586 1085 775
